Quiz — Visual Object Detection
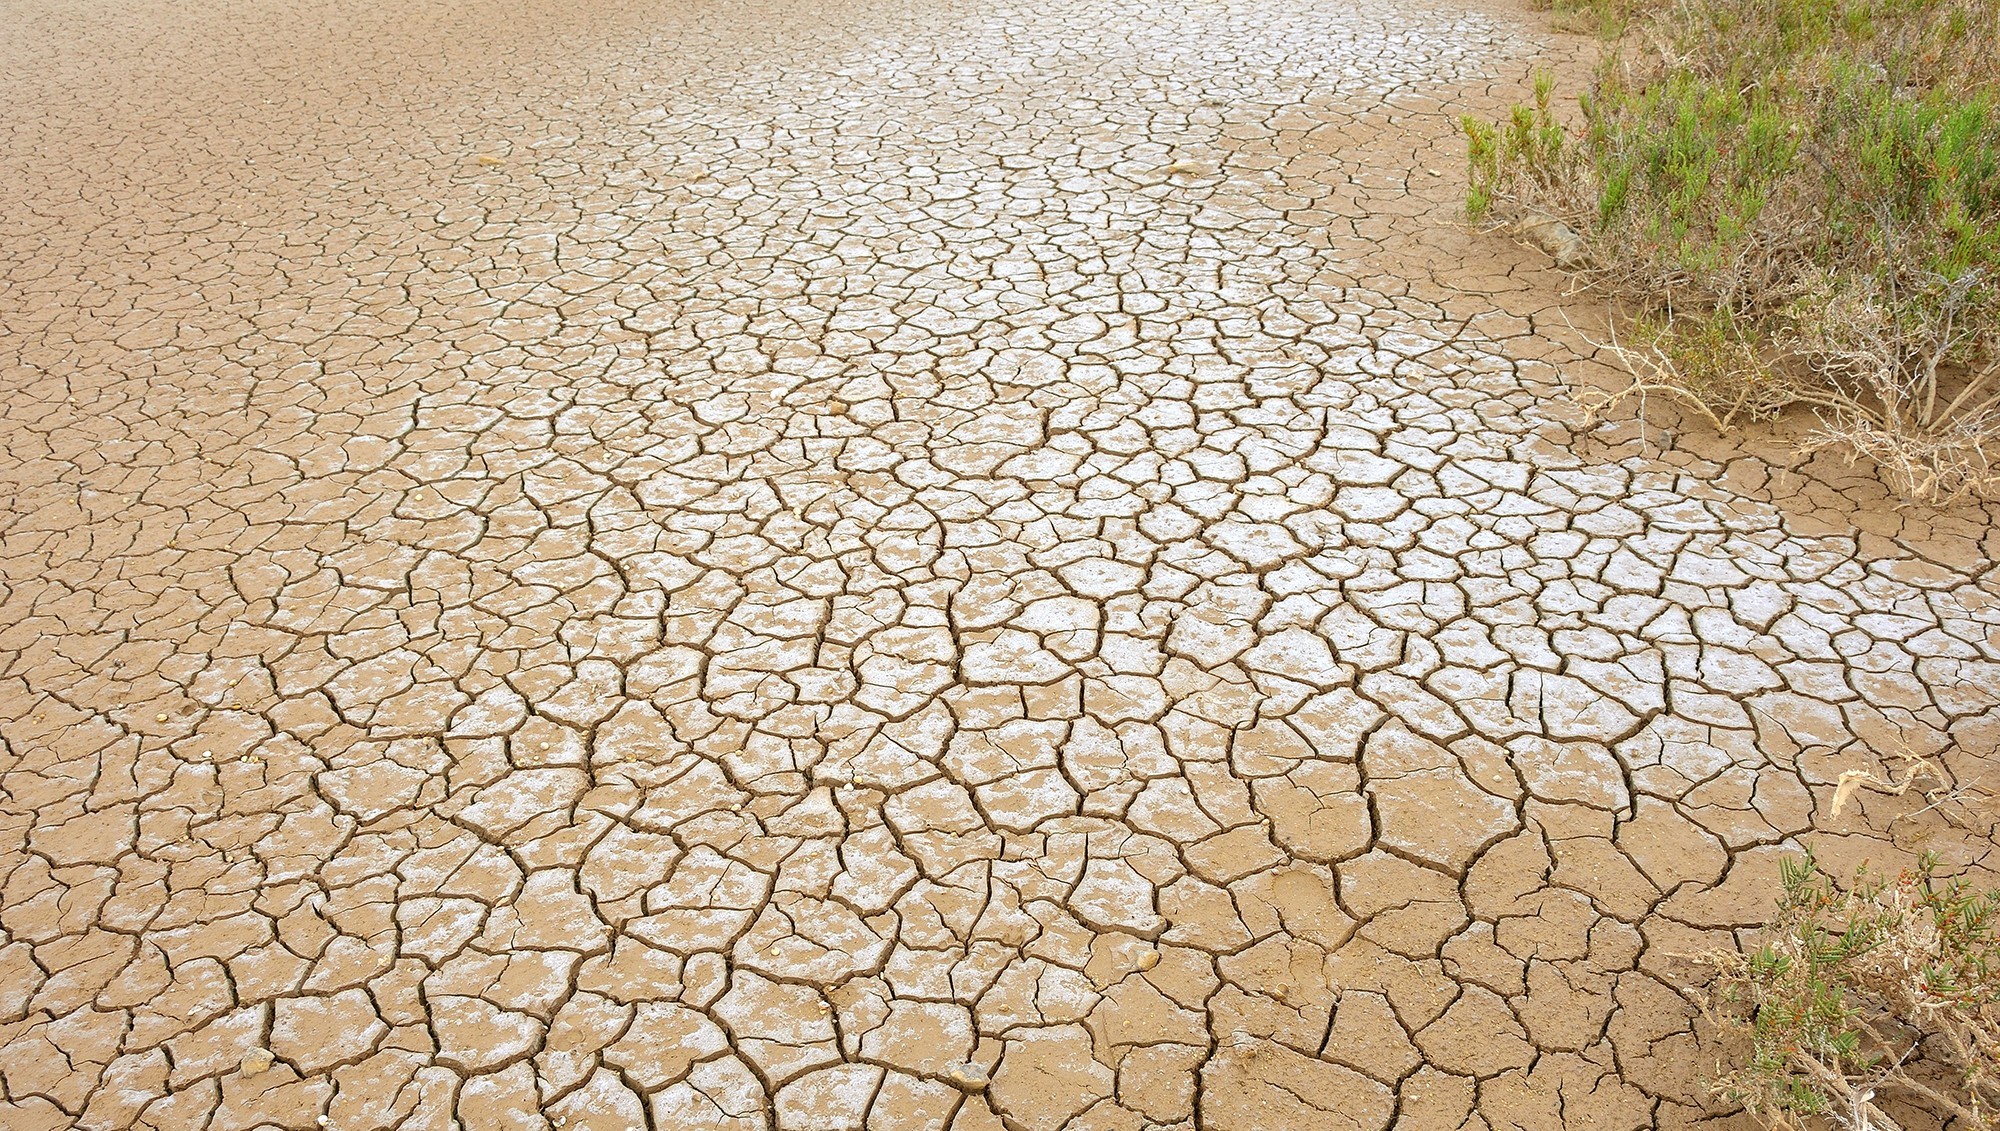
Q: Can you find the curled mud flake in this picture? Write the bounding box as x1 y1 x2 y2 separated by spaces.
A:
944 1062 990 1092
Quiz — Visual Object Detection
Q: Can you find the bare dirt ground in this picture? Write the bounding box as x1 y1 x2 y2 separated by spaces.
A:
2 0 1997 1128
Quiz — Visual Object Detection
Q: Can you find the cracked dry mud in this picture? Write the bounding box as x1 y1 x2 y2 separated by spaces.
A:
3 0 1998 1128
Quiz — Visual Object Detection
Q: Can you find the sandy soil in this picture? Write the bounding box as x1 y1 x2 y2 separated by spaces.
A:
2 0 1996 1128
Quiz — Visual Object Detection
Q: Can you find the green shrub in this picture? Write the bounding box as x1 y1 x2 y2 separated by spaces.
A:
1703 850 2000 1129
1467 0 2000 501
1465 69 1569 223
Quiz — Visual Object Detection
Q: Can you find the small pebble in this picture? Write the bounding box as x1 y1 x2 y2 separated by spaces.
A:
239 1047 275 1076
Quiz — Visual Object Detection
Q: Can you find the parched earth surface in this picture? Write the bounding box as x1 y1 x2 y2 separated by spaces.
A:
3 0 1998 1128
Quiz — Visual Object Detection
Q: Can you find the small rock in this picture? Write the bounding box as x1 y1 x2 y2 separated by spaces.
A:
240 1047 275 1076
1519 209 1589 269
944 1062 990 1092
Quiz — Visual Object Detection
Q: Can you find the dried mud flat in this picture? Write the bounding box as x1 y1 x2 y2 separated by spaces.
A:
2 0 1998 1128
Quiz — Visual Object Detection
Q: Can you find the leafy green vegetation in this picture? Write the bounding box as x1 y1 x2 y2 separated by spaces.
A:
1702 851 2000 1129
1467 0 2000 501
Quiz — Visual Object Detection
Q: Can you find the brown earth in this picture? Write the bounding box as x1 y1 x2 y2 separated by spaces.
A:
2 0 1997 1128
